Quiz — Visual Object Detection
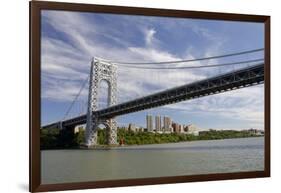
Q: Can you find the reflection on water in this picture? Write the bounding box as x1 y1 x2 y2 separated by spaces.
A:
41 137 264 184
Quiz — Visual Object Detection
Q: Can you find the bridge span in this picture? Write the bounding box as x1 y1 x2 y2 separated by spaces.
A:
43 63 264 130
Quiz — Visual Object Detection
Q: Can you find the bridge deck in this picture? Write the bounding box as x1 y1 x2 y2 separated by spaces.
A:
43 63 264 129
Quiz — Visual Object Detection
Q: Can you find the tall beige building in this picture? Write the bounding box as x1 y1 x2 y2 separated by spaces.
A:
155 115 162 132
146 114 153 132
163 116 172 132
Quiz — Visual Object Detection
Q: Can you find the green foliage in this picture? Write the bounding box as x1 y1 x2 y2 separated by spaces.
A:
40 128 60 149
116 129 261 145
40 127 109 149
198 130 256 140
75 130 85 145
97 129 107 145
40 127 81 150
117 129 194 145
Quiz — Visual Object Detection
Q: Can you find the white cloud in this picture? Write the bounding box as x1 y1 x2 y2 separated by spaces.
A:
144 28 156 46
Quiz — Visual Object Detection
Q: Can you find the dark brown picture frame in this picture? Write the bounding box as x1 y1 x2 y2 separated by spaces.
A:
30 1 270 192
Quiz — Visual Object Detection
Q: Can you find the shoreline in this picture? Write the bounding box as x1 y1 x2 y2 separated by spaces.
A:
41 136 264 151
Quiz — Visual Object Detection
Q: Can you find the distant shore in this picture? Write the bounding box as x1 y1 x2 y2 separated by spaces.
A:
41 127 264 150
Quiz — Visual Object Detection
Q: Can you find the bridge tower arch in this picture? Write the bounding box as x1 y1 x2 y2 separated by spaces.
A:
85 57 118 147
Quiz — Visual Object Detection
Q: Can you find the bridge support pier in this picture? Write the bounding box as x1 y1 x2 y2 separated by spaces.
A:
108 118 118 145
85 121 98 146
85 118 118 146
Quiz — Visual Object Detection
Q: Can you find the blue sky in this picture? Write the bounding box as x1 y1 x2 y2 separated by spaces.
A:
41 10 264 130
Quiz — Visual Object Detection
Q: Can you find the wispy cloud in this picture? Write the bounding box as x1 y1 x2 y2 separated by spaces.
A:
41 10 210 102
144 28 156 46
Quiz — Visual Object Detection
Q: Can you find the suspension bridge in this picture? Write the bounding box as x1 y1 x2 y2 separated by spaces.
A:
42 48 264 147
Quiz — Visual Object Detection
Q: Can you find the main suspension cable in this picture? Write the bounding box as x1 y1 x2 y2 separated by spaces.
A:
111 48 264 65
117 58 264 70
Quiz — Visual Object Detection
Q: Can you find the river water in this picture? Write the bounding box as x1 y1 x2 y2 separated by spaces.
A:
41 137 264 184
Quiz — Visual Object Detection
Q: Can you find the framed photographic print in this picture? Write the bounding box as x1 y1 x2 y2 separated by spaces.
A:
30 1 270 192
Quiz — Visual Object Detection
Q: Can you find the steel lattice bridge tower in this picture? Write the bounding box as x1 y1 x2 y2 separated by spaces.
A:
42 56 265 148
86 57 118 146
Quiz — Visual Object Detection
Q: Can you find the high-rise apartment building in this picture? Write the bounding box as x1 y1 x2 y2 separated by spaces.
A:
163 116 172 132
146 114 153 131
155 115 162 132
